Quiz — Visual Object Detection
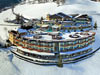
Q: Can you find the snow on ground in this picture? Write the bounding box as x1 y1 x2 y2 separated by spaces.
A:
0 9 15 24
14 0 100 18
0 48 20 75
0 0 100 75
14 2 58 19
0 26 19 41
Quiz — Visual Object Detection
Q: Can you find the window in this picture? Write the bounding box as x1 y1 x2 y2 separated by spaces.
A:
66 42 69 45
16 41 18 44
67 46 70 49
73 46 77 49
79 45 81 48
60 48 64 51
69 47 73 50
43 43 45 46
60 42 64 46
68 42 71 45
73 41 76 44
44 48 48 50
50 48 53 51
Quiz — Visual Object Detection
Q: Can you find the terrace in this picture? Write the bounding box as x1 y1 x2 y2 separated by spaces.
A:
16 27 95 42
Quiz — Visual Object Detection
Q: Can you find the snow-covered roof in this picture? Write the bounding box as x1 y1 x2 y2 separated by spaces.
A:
56 12 72 18
74 14 82 18
18 28 27 33
52 25 59 28
41 25 49 27
18 28 95 41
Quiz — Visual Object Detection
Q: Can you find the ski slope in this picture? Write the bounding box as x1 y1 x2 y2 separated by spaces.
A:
0 0 100 75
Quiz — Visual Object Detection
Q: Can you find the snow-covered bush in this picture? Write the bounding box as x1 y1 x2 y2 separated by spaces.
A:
0 36 6 47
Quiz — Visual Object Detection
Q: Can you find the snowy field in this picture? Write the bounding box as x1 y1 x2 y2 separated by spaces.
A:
0 0 100 75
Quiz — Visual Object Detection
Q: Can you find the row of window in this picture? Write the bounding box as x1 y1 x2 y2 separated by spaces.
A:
60 37 94 46
17 48 92 60
14 37 94 52
14 33 94 47
63 26 92 29
61 48 92 59
60 42 92 52
17 49 55 60
29 45 54 51
15 40 93 53
30 41 54 47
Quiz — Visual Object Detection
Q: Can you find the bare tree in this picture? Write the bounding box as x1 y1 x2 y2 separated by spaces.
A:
61 0 65 4
57 0 60 6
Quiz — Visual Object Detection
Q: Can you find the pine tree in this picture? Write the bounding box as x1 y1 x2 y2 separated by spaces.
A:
61 0 65 5
53 0 57 2
57 54 63 67
40 17 44 21
57 0 60 6
20 15 24 25
80 26 83 31
94 22 97 30
16 14 20 23
40 17 44 24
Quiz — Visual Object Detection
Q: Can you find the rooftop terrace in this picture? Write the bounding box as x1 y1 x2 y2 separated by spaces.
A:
15 28 95 42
